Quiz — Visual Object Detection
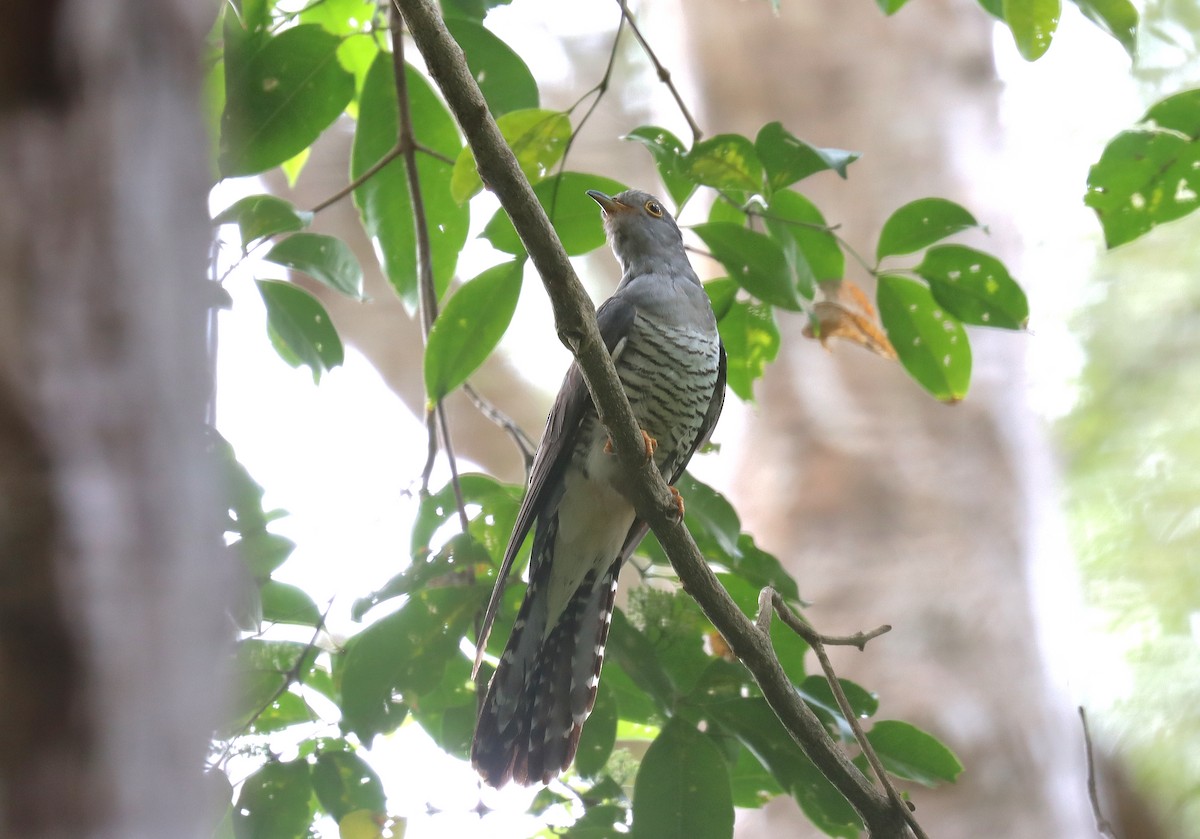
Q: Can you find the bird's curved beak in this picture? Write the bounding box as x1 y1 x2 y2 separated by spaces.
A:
587 190 633 215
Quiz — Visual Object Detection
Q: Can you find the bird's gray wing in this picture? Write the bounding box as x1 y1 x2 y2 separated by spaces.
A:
473 295 638 676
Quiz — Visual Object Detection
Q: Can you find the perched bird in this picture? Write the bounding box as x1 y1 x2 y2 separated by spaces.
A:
471 189 726 787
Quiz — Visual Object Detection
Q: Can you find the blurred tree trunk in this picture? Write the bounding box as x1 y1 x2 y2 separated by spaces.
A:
0 2 229 836
681 1 1094 836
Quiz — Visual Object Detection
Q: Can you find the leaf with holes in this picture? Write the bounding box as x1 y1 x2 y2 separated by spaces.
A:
915 245 1029 329
233 760 314 839
866 720 963 787
692 223 801 311
755 122 859 193
312 751 386 821
213 194 312 249
220 24 353 177
877 274 971 402
876 198 979 261
265 233 364 299
631 718 733 839
624 125 697 207
338 587 482 742
256 280 344 383
451 109 571 202
683 134 763 193
424 260 523 401
353 54 467 311
1085 88 1200 248
1001 0 1061 61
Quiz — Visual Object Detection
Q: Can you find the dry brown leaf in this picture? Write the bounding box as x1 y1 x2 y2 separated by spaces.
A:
802 280 897 360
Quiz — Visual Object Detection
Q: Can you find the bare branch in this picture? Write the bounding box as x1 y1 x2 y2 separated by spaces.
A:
757 588 922 839
463 382 536 476
615 0 703 145
395 1 919 834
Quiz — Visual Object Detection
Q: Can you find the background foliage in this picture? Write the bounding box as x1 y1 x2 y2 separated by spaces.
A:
204 0 1196 837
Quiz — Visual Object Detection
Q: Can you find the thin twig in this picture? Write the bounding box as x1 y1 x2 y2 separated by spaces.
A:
549 8 626 215
391 4 471 530
308 140 454 215
756 588 922 838
463 382 536 476
1079 707 1118 838
615 0 702 145
215 602 333 767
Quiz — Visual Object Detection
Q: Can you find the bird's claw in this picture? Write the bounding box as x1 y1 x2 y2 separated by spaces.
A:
668 485 685 521
604 430 658 463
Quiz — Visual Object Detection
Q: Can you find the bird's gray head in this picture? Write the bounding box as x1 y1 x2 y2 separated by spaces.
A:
587 189 694 283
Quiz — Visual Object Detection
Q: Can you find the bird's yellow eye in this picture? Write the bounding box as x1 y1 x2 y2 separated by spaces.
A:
644 201 664 218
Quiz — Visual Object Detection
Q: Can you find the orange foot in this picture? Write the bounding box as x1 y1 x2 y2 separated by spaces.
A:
668 485 685 520
604 430 658 462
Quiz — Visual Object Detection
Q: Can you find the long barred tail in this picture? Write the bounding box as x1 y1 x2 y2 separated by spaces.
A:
471 560 621 787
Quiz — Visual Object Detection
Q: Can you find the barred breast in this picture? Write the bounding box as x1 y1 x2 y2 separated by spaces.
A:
614 311 721 478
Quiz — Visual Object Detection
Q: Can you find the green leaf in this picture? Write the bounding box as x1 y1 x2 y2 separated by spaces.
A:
352 54 467 310
876 274 971 402
220 25 354 177
798 676 878 742
445 17 538 116
312 751 386 821
338 587 481 742
574 681 618 778
233 760 314 839
976 0 1004 17
442 0 514 19
866 720 963 786
213 194 312 248
729 746 784 809
236 530 296 577
755 122 859 193
251 690 314 734
1072 0 1137 56
684 134 764 193
676 472 741 560
631 719 733 839
256 280 344 383
876 197 979 261
1001 0 1061 61
265 233 364 299
726 534 802 604
692 223 801 311
765 190 844 284
717 294 779 402
624 125 697 208
914 245 1029 329
607 609 675 712
1085 89 1200 248
260 580 322 626
424 260 524 400
299 0 377 34
875 0 912 11
451 108 571 202
483 173 627 256
706 698 861 838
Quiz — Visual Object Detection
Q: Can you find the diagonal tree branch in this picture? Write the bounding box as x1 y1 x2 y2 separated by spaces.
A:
394 0 917 835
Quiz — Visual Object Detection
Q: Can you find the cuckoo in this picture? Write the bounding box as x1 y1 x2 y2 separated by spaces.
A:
471 189 726 787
